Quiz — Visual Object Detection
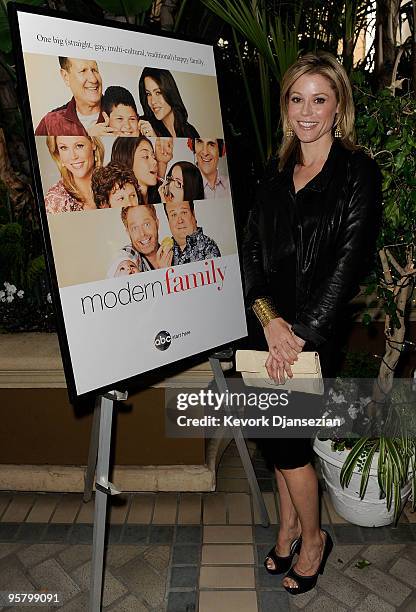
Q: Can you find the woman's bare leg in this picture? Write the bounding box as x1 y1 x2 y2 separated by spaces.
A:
278 464 326 589
265 468 301 571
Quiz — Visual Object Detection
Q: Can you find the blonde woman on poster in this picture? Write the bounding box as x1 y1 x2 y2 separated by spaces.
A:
44 135 104 213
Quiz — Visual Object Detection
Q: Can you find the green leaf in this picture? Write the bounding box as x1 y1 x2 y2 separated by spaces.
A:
27 255 46 287
411 455 416 512
377 437 386 491
385 455 393 510
386 137 401 152
366 116 377 136
354 559 371 569
364 282 377 295
340 438 369 488
395 152 406 171
362 313 372 326
359 443 378 498
93 0 153 17
384 438 406 481
393 481 401 524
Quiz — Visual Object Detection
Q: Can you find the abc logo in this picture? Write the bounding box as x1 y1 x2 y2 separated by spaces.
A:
154 330 172 351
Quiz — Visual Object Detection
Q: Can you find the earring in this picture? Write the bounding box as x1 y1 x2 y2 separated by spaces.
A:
334 124 343 138
286 126 294 138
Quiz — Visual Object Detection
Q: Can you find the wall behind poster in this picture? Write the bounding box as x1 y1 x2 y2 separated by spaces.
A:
15 9 247 397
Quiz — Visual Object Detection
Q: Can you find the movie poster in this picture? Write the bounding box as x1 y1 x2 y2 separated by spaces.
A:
13 7 247 398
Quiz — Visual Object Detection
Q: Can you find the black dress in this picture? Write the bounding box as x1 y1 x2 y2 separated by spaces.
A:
243 142 382 470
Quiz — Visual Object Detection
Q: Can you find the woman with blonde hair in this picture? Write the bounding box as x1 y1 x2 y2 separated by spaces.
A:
243 51 382 594
44 135 104 213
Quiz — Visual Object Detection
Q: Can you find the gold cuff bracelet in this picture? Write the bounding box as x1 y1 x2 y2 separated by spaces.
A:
252 297 280 328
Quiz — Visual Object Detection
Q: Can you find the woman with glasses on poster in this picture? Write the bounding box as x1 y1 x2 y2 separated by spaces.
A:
44 135 104 214
159 161 204 203
243 52 382 595
138 67 200 138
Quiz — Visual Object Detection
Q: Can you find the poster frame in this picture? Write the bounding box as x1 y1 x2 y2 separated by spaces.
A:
8 1 248 404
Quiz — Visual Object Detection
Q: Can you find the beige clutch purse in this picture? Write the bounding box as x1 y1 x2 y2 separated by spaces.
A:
235 350 324 395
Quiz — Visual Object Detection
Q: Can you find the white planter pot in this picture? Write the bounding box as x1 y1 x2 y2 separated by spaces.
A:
313 438 412 527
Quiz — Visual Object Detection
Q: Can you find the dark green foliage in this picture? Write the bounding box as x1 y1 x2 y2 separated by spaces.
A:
352 73 416 331
0 222 25 286
0 0 45 54
338 351 381 379
93 0 153 18
353 75 416 247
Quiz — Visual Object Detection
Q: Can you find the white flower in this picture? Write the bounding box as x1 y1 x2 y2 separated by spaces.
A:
46 293 52 304
0 291 5 300
6 283 17 294
6 295 13 303
348 404 359 419
387 129 393 135
359 396 371 409
17 290 24 298
329 389 345 404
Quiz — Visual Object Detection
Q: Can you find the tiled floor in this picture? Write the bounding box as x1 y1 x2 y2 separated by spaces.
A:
0 441 416 611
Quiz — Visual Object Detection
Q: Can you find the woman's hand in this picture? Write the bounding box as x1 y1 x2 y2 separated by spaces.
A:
87 112 115 137
138 120 156 138
265 351 290 384
264 317 305 364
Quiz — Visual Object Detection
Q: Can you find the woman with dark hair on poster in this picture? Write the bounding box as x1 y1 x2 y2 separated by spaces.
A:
243 51 382 595
45 135 104 213
160 160 204 203
110 136 163 204
138 67 199 138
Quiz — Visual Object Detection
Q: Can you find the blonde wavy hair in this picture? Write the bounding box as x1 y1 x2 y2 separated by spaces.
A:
278 51 359 171
46 135 105 203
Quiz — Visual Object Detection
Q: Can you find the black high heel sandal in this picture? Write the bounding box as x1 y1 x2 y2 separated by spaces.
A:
264 536 302 575
283 529 333 594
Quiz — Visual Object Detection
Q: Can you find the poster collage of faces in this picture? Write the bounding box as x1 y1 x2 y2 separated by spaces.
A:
26 52 238 288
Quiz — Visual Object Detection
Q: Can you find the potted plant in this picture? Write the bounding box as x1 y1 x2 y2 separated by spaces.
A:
315 415 415 528
314 352 416 527
314 437 414 527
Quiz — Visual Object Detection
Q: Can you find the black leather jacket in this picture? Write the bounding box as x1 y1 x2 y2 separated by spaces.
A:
243 141 382 347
